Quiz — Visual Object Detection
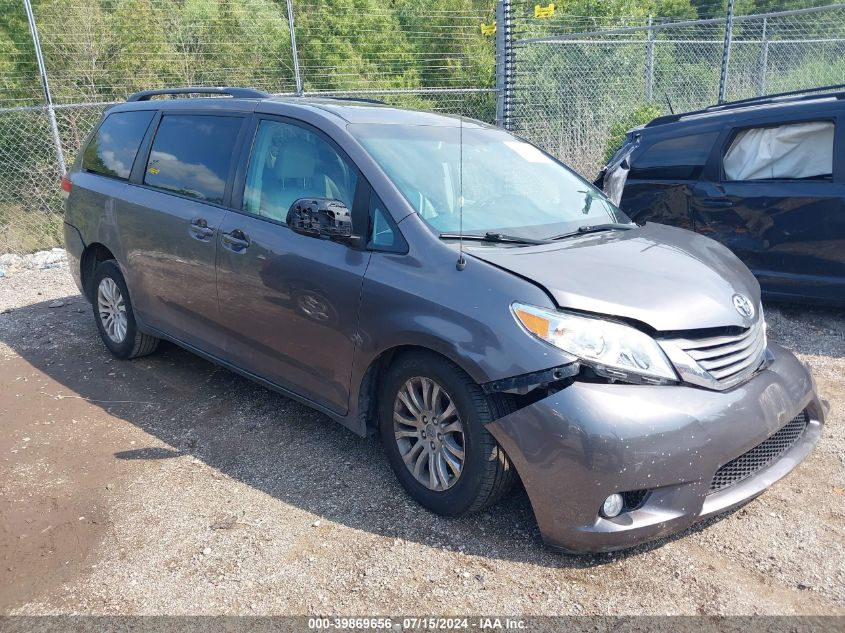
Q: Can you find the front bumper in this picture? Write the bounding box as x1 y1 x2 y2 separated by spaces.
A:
487 342 825 553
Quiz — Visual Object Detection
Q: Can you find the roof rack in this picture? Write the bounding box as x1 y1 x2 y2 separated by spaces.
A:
646 83 845 128
126 87 268 102
315 95 386 105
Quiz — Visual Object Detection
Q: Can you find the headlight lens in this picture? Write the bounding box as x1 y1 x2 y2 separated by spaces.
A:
512 303 678 383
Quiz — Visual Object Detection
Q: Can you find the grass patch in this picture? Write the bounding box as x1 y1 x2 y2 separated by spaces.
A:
0 204 64 255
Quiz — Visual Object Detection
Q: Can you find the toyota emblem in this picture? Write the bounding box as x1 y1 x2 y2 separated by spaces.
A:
732 293 754 319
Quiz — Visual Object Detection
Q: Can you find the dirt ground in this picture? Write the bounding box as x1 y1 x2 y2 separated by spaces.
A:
0 266 843 616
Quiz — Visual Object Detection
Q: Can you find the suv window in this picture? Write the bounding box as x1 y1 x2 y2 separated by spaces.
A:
723 121 834 181
144 115 243 204
82 110 155 179
243 119 358 222
629 132 718 180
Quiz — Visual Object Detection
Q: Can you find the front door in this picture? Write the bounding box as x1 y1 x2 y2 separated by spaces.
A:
215 117 370 414
122 112 246 355
691 118 845 303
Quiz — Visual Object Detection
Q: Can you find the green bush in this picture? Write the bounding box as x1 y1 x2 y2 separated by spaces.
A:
603 103 663 165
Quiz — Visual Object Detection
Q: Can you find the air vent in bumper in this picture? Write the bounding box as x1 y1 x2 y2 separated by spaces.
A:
709 410 809 494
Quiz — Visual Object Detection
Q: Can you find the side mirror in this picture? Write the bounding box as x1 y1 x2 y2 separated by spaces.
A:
286 198 362 247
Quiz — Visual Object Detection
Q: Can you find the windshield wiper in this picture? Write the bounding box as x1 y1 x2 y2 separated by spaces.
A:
549 222 637 241
439 232 551 245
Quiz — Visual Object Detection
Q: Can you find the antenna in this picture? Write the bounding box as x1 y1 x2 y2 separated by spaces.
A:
456 115 467 271
653 72 674 115
664 91 675 115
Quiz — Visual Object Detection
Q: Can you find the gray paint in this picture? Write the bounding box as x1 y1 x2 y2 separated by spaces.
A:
64 95 825 553
467 222 761 331
488 342 824 552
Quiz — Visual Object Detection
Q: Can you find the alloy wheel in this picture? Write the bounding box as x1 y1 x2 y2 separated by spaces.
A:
97 277 128 343
393 376 465 491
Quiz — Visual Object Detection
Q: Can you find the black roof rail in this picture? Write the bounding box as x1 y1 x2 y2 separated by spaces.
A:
126 87 268 102
315 95 386 105
645 83 845 128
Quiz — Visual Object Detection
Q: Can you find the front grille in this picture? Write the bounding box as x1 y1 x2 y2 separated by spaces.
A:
666 318 767 389
709 411 809 494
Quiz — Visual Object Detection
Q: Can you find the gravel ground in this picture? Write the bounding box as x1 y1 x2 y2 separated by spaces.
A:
0 261 843 616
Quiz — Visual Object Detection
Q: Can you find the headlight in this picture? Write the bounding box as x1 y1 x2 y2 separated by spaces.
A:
511 303 678 383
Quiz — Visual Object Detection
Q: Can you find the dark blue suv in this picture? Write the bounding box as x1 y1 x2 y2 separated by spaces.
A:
597 86 845 306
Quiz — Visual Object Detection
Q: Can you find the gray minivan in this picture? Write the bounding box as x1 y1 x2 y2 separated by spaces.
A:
63 87 826 553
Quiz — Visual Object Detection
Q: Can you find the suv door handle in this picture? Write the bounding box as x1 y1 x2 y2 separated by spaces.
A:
700 198 733 208
189 217 214 240
222 229 250 252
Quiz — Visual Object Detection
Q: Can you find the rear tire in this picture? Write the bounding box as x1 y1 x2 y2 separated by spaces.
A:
91 260 159 359
379 351 516 517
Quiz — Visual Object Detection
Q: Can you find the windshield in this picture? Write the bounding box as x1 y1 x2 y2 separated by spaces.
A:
350 123 628 240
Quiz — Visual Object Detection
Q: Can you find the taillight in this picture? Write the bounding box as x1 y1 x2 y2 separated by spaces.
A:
60 175 72 197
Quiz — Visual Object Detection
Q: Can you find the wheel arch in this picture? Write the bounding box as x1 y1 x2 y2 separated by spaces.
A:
80 242 116 301
353 342 490 437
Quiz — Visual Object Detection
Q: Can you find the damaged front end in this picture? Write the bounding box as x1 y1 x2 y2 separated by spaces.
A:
483 341 825 553
595 130 639 206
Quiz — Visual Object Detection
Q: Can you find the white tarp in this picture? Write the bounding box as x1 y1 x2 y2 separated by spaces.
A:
723 121 834 181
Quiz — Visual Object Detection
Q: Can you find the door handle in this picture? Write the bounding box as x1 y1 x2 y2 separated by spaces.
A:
700 198 733 208
222 229 250 252
189 217 214 240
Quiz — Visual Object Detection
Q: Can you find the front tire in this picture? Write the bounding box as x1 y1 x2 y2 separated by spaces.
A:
91 260 159 359
379 351 516 517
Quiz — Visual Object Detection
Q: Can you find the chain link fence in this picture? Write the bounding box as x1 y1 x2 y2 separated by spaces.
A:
0 0 498 256
2 1 845 255
510 2 845 178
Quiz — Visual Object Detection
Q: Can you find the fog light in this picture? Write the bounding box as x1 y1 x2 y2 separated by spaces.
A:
601 493 624 518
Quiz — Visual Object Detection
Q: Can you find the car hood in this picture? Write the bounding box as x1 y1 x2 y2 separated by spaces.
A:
466 223 761 332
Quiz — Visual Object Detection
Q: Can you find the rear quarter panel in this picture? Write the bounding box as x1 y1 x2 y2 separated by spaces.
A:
65 171 130 266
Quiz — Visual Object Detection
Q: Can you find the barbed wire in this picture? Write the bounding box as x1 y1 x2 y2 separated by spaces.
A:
511 4 845 177
2 1 844 255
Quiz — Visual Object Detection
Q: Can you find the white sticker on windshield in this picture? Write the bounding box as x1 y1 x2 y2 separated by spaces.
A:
504 141 553 164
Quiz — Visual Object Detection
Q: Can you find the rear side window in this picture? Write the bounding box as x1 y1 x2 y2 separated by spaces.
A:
629 132 718 180
723 121 834 181
144 115 243 204
82 110 155 179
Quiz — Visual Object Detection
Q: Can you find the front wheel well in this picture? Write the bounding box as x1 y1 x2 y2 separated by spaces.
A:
357 345 510 435
80 243 116 301
357 345 424 435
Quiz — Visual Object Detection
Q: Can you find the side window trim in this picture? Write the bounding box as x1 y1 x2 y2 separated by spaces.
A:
231 113 365 230
129 110 162 184
129 110 250 209
719 116 836 183
836 114 844 183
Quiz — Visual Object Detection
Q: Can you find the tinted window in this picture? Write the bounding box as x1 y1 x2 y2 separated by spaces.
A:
629 132 718 180
82 110 154 179
243 119 358 222
144 115 242 204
